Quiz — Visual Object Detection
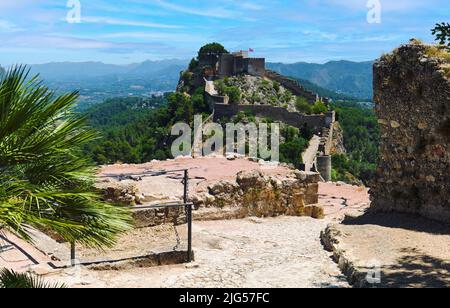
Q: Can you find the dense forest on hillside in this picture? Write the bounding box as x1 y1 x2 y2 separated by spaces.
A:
83 96 172 164
83 97 379 185
83 94 311 168
82 94 310 167
331 101 380 184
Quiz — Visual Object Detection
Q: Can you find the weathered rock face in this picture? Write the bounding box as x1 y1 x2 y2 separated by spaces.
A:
330 122 346 155
191 170 323 220
371 41 450 222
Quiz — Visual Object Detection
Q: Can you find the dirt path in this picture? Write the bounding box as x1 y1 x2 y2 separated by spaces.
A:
302 135 320 172
53 217 349 288
323 213 450 288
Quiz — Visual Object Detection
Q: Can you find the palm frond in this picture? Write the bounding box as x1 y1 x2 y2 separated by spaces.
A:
0 65 131 248
0 268 66 288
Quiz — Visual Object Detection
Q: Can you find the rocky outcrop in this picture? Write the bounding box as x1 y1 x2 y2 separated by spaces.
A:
330 122 346 155
371 41 450 222
191 170 324 220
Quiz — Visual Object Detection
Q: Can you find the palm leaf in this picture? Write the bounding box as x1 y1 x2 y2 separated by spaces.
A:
0 65 131 248
0 268 66 288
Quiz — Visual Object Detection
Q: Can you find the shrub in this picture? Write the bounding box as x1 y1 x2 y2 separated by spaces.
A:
281 90 293 103
312 100 328 114
295 97 312 114
225 86 241 104
273 81 281 93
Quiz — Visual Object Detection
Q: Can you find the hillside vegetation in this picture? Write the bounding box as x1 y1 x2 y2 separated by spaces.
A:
331 101 380 184
82 97 379 185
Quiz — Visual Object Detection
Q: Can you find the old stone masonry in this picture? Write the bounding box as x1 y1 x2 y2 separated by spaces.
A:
371 41 450 223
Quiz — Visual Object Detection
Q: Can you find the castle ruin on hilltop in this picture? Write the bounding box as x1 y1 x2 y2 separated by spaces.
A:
199 50 266 78
188 48 336 180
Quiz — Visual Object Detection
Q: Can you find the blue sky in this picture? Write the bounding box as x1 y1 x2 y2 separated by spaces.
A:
0 0 448 65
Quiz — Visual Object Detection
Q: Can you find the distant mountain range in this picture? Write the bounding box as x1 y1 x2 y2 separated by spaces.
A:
29 60 187 82
267 60 374 100
1 59 373 107
28 60 188 109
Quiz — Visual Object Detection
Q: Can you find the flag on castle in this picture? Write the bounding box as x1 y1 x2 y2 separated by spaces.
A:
249 48 254 52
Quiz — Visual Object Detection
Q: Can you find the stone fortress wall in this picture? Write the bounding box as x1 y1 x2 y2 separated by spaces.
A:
264 70 329 104
213 102 335 135
370 41 450 223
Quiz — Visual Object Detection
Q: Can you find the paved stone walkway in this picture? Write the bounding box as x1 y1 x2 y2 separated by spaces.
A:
52 216 348 288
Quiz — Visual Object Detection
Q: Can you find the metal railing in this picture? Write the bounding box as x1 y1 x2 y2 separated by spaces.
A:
70 168 193 266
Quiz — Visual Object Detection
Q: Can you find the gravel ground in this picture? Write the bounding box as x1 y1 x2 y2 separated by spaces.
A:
323 213 450 288
53 216 349 288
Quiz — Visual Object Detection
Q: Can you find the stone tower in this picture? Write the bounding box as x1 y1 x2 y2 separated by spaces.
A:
370 41 450 222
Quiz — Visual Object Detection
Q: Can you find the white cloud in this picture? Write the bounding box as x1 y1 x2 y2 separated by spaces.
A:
100 31 202 42
326 0 439 12
0 20 23 32
1 33 113 49
151 0 235 18
82 16 183 29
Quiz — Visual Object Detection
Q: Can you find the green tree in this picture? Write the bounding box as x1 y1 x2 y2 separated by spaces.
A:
188 58 199 71
331 101 380 184
280 138 307 168
0 66 131 248
295 97 313 114
312 100 328 114
198 43 228 58
432 22 450 50
225 86 241 104
192 87 209 113
168 92 194 123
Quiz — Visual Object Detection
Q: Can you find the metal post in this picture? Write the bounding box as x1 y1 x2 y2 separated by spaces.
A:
183 169 192 262
183 169 188 205
70 241 76 267
187 204 192 262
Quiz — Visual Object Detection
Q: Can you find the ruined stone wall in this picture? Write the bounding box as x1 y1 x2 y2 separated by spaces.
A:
245 58 266 77
100 169 324 227
234 56 245 75
218 54 234 77
371 42 450 223
265 70 327 104
191 170 323 220
218 54 266 77
213 103 329 134
205 92 228 111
